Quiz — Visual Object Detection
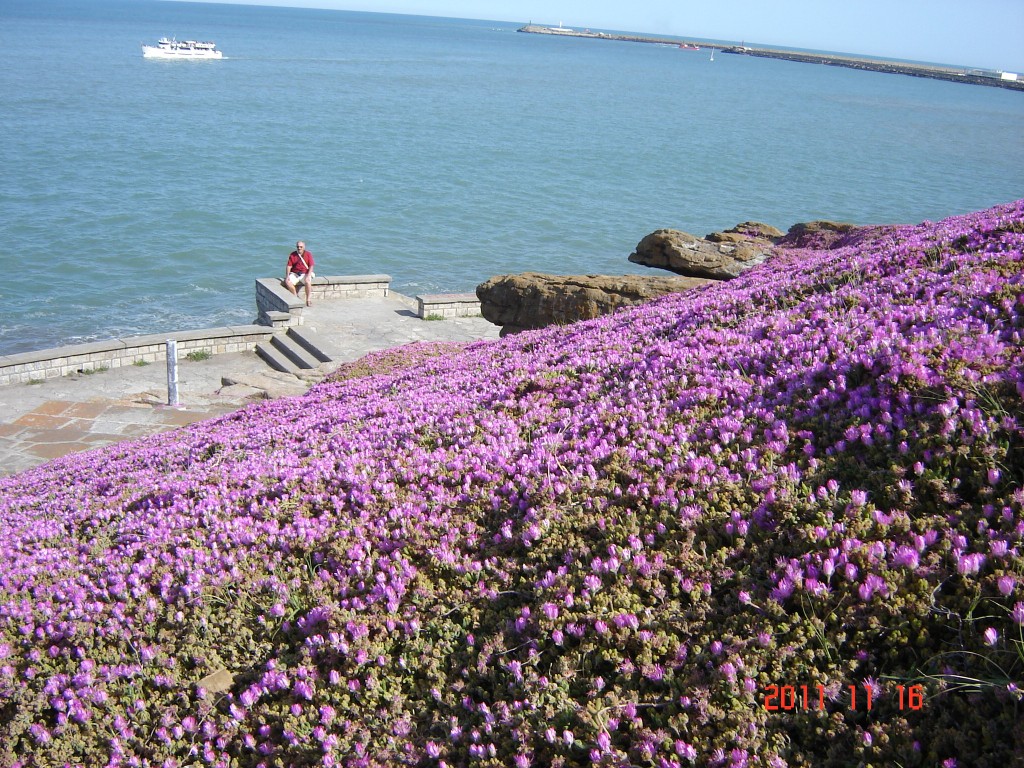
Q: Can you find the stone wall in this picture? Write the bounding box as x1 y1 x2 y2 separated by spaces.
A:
416 293 482 319
0 326 274 386
1 274 398 386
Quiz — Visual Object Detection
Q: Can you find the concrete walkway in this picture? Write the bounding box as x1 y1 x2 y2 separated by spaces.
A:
0 294 500 478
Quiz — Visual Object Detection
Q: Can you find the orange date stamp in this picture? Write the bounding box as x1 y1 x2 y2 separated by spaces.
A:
761 683 925 712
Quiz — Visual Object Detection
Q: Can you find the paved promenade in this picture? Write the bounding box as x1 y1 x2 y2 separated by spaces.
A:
0 294 500 478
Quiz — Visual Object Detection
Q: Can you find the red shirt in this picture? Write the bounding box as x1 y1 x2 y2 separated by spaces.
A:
287 250 314 274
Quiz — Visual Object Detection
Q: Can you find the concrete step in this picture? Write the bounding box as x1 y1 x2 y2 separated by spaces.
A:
255 339 301 375
286 326 336 363
271 332 322 370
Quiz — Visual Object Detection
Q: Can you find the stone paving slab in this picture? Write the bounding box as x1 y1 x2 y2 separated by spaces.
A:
29 442 98 462
1 401 248 475
64 402 110 419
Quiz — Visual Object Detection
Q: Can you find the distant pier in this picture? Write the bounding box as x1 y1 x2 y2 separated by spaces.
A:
518 25 1024 92
519 24 699 48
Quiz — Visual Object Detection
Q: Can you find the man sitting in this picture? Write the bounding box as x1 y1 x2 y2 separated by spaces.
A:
284 241 315 307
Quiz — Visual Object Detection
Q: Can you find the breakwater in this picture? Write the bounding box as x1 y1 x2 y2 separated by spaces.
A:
519 23 701 48
518 25 1024 91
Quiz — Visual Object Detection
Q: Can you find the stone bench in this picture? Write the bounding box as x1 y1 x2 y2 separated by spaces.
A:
415 293 482 320
255 274 392 328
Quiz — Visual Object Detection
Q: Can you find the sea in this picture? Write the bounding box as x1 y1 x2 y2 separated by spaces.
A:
1 0 1023 356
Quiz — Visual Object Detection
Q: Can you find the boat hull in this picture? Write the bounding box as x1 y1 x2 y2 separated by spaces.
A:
142 40 223 59
142 47 223 59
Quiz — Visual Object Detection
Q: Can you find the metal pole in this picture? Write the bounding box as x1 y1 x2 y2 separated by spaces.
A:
166 339 180 407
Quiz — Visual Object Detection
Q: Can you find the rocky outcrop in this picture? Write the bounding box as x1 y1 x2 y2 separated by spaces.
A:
711 221 786 241
474 218 865 336
628 222 782 279
776 220 860 250
476 272 710 335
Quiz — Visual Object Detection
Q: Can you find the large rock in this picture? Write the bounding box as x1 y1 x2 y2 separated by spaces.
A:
710 221 785 241
776 220 860 249
477 272 710 335
628 222 782 279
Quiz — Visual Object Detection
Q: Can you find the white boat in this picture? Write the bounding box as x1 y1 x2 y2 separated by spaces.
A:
142 38 223 59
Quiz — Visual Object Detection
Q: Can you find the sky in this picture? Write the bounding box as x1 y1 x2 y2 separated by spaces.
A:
174 0 1024 72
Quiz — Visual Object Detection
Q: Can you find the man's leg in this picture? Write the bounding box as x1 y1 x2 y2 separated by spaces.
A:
303 275 313 306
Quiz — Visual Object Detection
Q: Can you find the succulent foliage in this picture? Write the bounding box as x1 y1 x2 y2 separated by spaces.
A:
2 202 1023 766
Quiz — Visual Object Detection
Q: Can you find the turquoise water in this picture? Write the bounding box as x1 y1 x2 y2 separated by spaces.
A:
1 0 1022 355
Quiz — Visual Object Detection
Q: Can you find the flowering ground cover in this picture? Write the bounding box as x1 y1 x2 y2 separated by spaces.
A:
1 201 1022 767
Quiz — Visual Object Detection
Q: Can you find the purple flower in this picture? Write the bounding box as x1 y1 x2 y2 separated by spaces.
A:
770 576 795 603
239 687 260 708
997 575 1016 596
893 546 919 570
676 740 697 759
957 552 986 575
858 573 888 602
